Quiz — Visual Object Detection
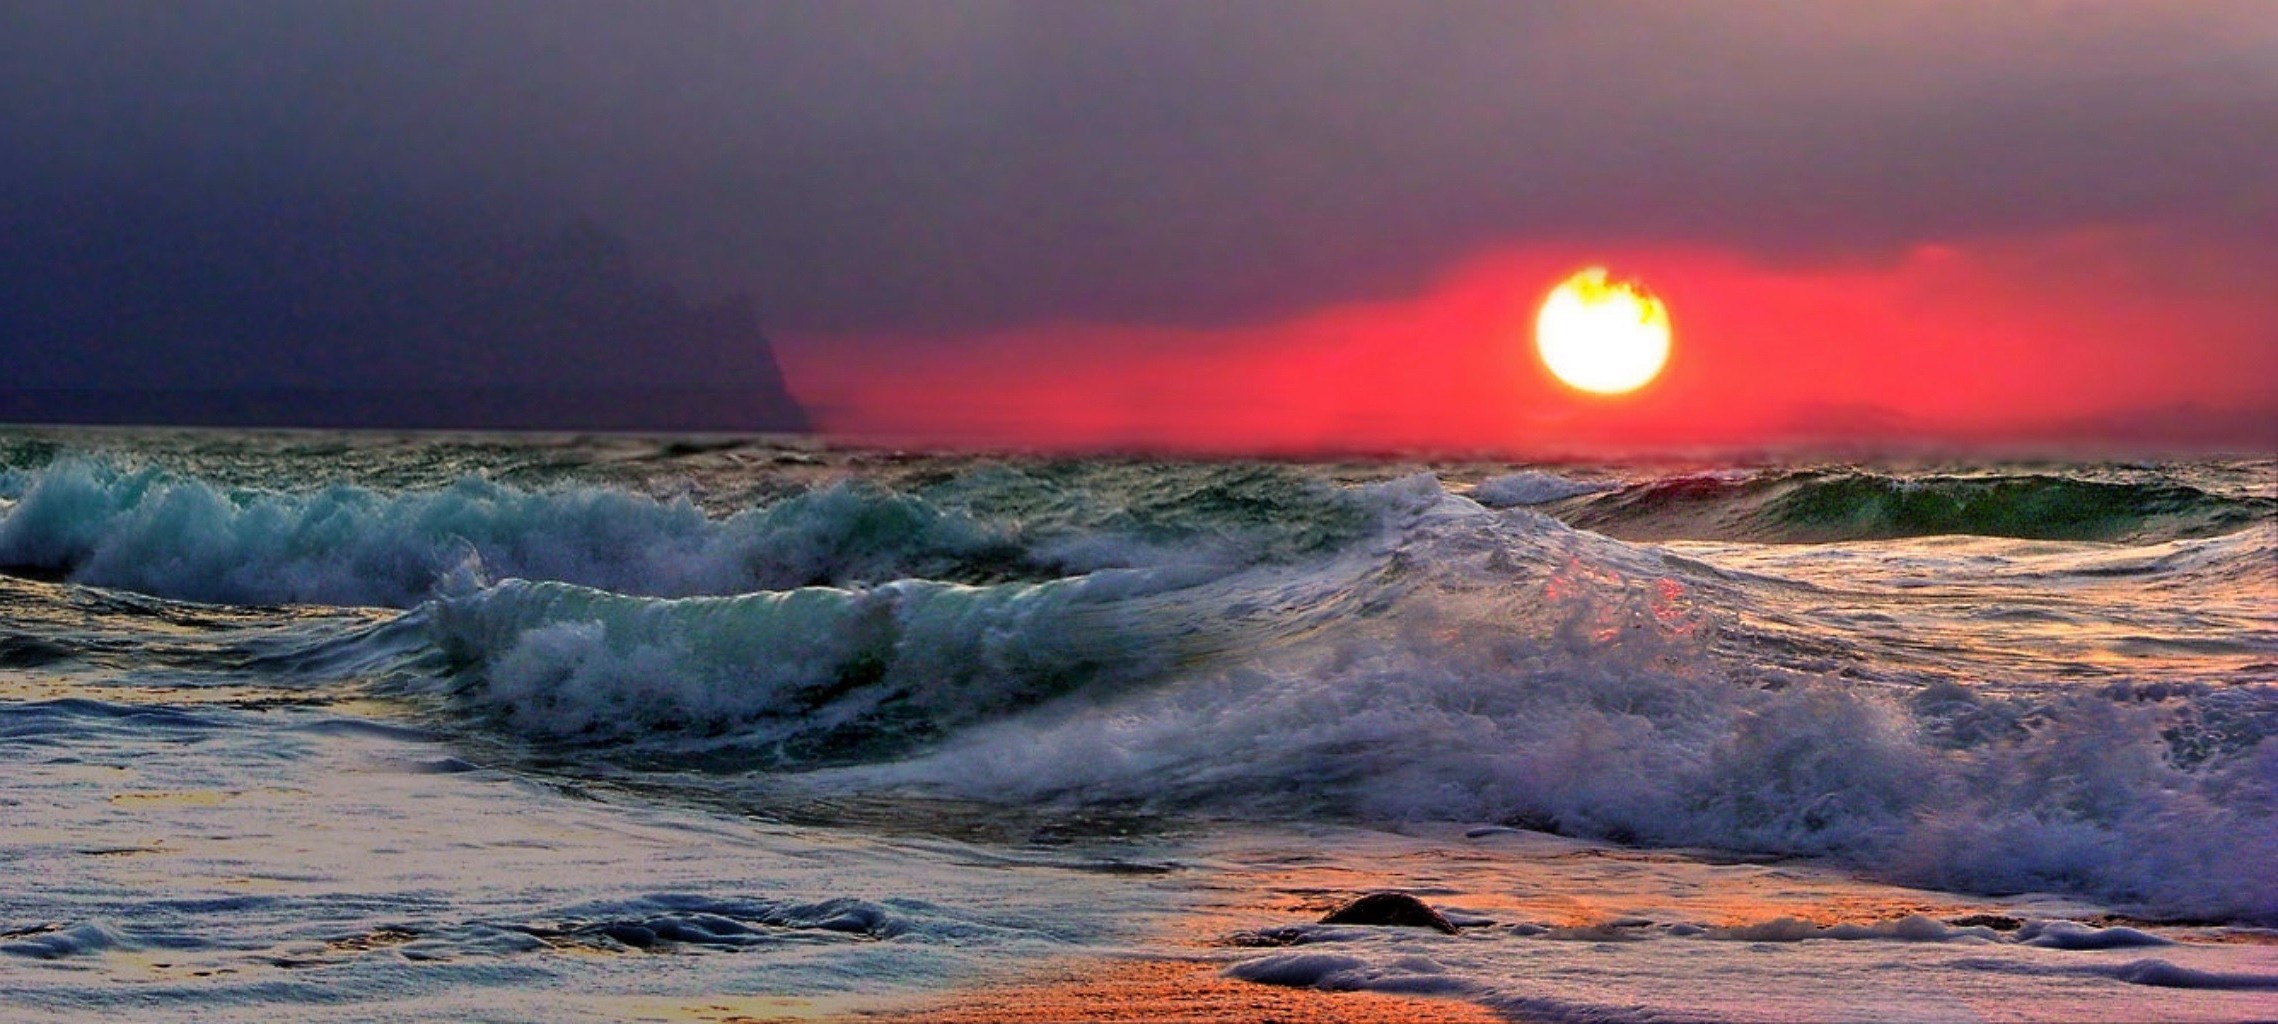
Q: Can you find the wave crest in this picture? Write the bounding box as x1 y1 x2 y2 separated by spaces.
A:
0 460 1024 607
1563 470 2268 543
417 565 1227 762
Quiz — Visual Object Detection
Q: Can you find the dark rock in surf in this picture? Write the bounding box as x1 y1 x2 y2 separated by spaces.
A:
1946 914 2023 932
1319 892 1458 934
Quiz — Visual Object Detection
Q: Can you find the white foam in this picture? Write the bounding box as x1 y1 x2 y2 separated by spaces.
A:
839 495 2278 923
0 921 130 960
1470 471 1618 507
1708 915 1994 943
1223 951 1474 996
2100 958 2278 990
2016 919 2171 950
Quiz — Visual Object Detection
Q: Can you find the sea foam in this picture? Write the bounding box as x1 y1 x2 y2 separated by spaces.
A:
820 488 2278 922
1469 471 1618 507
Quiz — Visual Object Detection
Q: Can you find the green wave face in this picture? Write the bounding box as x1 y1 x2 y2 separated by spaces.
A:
1564 470 2272 544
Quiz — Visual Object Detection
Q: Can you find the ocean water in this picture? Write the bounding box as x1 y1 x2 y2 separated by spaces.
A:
2 428 2274 1022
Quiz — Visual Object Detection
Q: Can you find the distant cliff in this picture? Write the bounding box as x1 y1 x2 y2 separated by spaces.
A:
0 386 806 433
0 188 807 432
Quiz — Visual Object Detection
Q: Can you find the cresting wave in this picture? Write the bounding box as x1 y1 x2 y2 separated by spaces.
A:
0 458 1378 607
0 460 1044 607
396 477 1447 760
845 492 2276 922
1553 468 2272 544
417 571 1207 762
2 459 2274 922
360 477 2278 922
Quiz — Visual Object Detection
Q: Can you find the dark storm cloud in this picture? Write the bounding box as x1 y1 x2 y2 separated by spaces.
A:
3 0 2272 341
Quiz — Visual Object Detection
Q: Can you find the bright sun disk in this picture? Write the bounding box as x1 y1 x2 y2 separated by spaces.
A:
1535 267 1672 395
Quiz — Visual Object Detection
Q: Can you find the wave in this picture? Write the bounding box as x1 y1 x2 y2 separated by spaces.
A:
400 475 1454 761
1557 469 2270 544
1468 470 1618 507
0 460 1052 607
414 571 1197 762
6 453 2272 922
357 479 2278 922
0 458 1385 608
872 619 2275 923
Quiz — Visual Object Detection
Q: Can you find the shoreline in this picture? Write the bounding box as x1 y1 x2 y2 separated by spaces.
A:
833 956 1505 1024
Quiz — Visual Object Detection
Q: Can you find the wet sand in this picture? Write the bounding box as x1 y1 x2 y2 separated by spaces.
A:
839 957 1504 1024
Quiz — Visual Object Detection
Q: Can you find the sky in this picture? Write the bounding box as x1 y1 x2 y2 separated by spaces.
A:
2 1 2273 450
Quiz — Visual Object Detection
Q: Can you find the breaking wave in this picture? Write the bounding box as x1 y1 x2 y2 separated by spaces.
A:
0 458 1380 608
356 479 2278 922
417 570 1205 763
391 476 1449 760
0 461 1045 607
1468 470 1618 507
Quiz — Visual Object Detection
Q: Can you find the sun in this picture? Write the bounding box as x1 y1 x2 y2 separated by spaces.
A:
1535 267 1672 395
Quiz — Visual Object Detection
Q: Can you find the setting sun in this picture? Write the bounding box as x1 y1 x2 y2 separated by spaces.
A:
1535 267 1672 395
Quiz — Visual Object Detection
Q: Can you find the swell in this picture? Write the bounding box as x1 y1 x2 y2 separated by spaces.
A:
1556 469 2270 544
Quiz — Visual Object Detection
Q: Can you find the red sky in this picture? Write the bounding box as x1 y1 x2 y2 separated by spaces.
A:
8 3 2275 447
782 225 2278 454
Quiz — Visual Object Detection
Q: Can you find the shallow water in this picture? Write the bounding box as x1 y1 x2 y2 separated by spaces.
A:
2 429 2273 1021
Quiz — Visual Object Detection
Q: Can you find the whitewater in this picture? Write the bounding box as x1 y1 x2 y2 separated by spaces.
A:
2 429 2273 1022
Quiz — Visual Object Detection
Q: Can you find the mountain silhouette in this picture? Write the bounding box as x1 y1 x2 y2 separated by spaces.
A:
0 186 806 431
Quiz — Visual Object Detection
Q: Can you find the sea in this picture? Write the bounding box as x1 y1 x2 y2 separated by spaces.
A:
2 428 2273 1022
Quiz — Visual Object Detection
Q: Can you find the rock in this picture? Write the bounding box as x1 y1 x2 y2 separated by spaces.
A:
1319 892 1459 934
1945 914 2023 932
